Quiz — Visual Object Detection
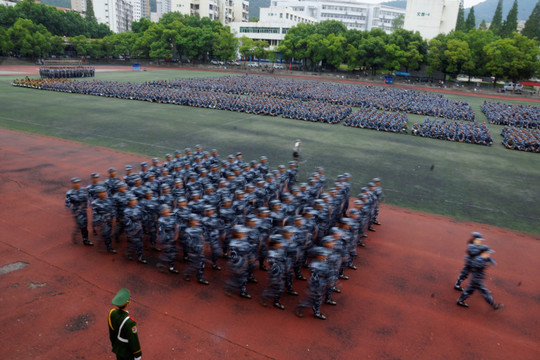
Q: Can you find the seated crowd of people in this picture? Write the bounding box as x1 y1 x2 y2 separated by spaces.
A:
411 117 493 146
39 66 95 79
501 127 540 152
481 101 539 129
147 76 476 121
343 105 408 133
65 145 384 320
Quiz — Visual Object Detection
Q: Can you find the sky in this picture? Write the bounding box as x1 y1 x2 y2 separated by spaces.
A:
464 0 486 8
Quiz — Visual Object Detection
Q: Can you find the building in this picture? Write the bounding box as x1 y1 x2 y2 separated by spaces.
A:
232 0 248 22
168 0 248 23
131 0 142 21
71 0 87 13
403 0 460 40
0 0 19 6
229 6 317 49
269 0 405 33
94 0 134 33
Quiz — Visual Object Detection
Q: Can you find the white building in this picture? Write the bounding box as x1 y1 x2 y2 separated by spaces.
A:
229 6 317 49
270 0 405 33
232 0 248 22
169 0 247 23
131 0 142 21
403 0 460 40
71 0 87 13
94 0 134 33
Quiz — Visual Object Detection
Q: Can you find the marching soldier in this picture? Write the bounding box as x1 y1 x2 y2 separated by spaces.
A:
65 177 92 246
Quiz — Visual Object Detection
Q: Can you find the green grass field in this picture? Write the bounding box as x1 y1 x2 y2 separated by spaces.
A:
1 69 539 234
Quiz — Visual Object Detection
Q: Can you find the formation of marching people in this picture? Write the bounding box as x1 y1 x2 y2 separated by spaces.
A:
501 127 540 152
411 117 493 146
13 74 474 122
481 101 539 129
65 146 384 320
39 66 95 79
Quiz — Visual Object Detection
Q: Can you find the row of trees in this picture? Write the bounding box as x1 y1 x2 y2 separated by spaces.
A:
0 0 111 39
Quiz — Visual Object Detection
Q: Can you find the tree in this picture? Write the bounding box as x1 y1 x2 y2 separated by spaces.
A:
50 35 65 56
8 18 52 57
522 0 540 40
426 37 445 76
501 0 518 38
252 40 269 60
465 7 476 31
213 28 238 61
86 0 97 23
484 33 540 81
0 26 13 55
455 2 466 32
239 36 254 59
489 0 503 36
444 38 474 77
70 34 90 56
132 18 152 34
392 14 404 31
466 28 497 79
478 19 488 30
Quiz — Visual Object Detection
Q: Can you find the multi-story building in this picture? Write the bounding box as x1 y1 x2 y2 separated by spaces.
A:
229 6 317 49
232 0 248 22
169 0 246 23
403 0 460 40
94 0 134 33
131 0 142 21
269 0 405 33
71 0 87 13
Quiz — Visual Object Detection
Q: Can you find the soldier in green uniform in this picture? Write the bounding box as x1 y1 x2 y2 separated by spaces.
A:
108 288 143 360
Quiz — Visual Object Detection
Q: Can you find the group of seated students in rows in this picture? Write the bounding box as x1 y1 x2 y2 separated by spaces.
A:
411 118 493 146
501 127 540 152
481 101 539 129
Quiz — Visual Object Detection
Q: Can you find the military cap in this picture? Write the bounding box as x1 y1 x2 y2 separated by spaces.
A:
159 204 170 211
191 191 201 197
250 160 257 165
200 168 208 173
204 205 215 212
344 173 351 178
177 196 187 203
195 144 201 149
272 169 279 175
184 147 191 152
210 164 218 169
189 172 197 178
140 161 148 167
258 207 270 214
311 246 329 257
283 226 296 234
321 235 335 244
359 194 368 199
361 187 369 193
205 184 215 190
314 199 325 205
329 227 341 235
278 165 285 169
127 194 137 201
269 234 284 244
175 149 182 154
71 177 81 183
222 197 232 203
108 167 116 173
329 187 337 193
174 179 182 184
288 161 296 165
349 209 360 215
211 149 217 153
372 177 380 182
299 183 308 188
145 189 154 195
235 190 245 195
152 157 159 162
233 224 248 233
112 288 130 306
354 200 364 206
161 184 170 189
165 153 172 158
337 175 345 180
472 232 483 239
227 154 234 159
91 173 100 178
265 174 273 179
219 178 227 184
125 165 133 170
246 184 255 189
316 167 324 171
246 214 258 222
270 200 281 207
293 215 304 222
307 209 318 215
260 156 268 161
321 193 329 199
308 177 315 183
133 176 141 182
256 178 265 184
117 182 127 188
221 160 229 166
340 218 354 226
236 152 242 156
231 165 240 171
368 182 375 187
291 186 300 192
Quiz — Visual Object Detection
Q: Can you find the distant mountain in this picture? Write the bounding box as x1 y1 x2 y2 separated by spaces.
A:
465 0 535 24
249 0 271 20
381 1 407 9
40 0 72 9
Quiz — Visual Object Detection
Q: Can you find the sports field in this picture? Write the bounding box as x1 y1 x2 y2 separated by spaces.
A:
0 68 539 234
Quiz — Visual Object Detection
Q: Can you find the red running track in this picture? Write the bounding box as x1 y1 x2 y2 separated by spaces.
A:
0 128 539 359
